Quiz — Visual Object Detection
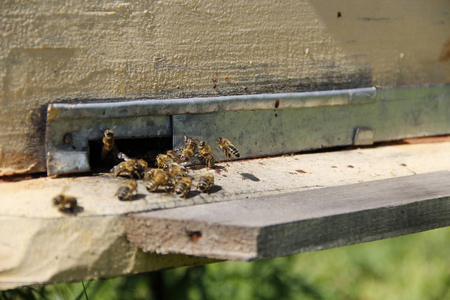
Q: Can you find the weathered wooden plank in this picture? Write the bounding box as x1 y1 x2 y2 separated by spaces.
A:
126 171 450 261
1 141 449 289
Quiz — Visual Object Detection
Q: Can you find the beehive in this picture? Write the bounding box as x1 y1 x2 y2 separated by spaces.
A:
1 0 449 176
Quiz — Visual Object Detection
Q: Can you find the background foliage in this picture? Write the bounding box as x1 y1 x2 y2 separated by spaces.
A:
2 227 449 300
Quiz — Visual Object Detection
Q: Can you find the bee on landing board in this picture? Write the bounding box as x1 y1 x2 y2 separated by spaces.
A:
216 137 240 159
166 163 188 182
144 168 165 179
197 141 215 168
197 173 214 195
166 150 181 164
110 154 148 179
180 135 198 162
156 154 173 169
145 169 173 193
116 180 137 201
175 177 192 199
117 153 148 169
53 188 78 213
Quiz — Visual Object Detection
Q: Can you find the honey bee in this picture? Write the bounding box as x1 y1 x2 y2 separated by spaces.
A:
116 180 137 201
117 153 148 168
180 136 198 161
174 177 192 199
197 173 214 195
166 150 181 163
167 163 188 181
197 140 215 168
145 169 172 193
216 137 240 159
101 129 119 161
144 168 165 179
53 188 78 213
156 154 173 169
111 158 148 179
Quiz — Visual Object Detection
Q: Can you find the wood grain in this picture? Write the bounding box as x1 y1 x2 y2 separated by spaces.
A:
1 0 449 174
1 142 449 288
126 171 450 260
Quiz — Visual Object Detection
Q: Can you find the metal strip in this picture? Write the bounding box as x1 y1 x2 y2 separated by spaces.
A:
173 85 450 158
46 85 450 175
47 87 377 121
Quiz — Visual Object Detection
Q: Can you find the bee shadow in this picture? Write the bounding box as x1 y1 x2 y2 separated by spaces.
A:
132 193 147 201
209 185 223 194
187 164 205 171
117 193 147 202
196 185 223 195
59 206 84 215
185 190 201 199
145 189 174 195
240 173 260 182
212 165 226 170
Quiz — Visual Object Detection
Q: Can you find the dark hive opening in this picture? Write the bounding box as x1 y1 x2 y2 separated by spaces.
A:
89 137 173 172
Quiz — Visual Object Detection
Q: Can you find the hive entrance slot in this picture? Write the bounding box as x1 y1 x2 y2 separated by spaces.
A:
88 137 173 172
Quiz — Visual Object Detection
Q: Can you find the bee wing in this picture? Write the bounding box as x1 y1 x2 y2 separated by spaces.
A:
117 152 130 161
110 164 120 173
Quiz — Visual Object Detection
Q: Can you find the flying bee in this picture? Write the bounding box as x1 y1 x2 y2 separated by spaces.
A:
174 177 192 199
145 170 172 193
116 180 137 201
216 137 240 159
180 136 198 161
101 129 119 161
53 188 78 213
197 173 214 195
197 140 215 168
166 150 181 163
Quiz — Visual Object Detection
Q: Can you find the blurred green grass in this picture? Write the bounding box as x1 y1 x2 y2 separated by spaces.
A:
2 227 449 300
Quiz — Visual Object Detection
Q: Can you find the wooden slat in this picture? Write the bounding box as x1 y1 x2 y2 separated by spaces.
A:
126 171 450 261
2 1 450 175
